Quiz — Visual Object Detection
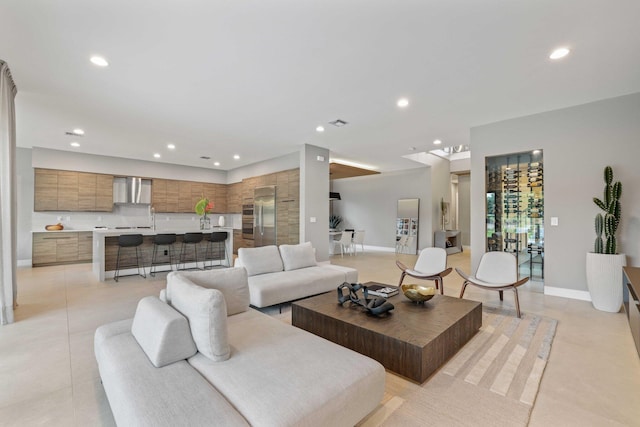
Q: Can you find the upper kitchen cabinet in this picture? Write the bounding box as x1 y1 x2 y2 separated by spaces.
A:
34 168 113 212
34 169 58 211
227 182 242 213
214 184 227 213
151 178 167 212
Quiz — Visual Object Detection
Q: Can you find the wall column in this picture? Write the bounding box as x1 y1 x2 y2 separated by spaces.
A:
300 144 330 261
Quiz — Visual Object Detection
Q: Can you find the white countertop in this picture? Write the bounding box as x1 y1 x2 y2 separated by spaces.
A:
93 227 234 237
32 229 95 233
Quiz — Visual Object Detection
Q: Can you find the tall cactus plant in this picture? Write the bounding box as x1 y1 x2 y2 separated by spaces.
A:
593 166 622 254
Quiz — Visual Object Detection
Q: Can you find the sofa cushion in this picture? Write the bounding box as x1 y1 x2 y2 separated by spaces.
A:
237 245 283 276
188 309 385 427
279 242 317 271
169 275 230 362
166 269 249 316
131 296 197 368
248 265 355 308
95 329 249 427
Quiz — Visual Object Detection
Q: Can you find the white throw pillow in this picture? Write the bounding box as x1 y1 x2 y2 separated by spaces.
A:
165 269 250 316
169 275 230 362
238 245 284 276
131 296 197 368
279 242 317 271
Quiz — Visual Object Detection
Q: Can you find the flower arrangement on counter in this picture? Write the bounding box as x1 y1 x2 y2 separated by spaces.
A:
195 196 214 229
195 196 214 218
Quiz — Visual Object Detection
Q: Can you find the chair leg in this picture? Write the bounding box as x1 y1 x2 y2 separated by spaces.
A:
150 245 157 277
513 288 521 318
438 277 444 295
459 282 468 298
397 272 406 287
499 290 504 301
136 247 146 279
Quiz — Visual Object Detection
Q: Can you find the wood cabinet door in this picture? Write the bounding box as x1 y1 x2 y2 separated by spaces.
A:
191 182 204 213
32 233 57 265
227 182 242 213
34 169 58 211
78 172 97 211
214 184 227 213
57 171 79 211
151 178 167 212
166 180 180 212
77 232 93 261
95 174 114 212
55 233 79 262
178 181 192 213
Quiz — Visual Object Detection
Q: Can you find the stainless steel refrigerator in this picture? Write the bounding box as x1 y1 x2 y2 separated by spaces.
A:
254 186 276 247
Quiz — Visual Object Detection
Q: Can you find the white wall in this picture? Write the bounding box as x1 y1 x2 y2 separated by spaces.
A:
16 147 33 263
32 147 227 183
457 174 471 246
331 167 432 250
226 151 299 184
470 92 640 293
430 156 451 234
300 144 330 261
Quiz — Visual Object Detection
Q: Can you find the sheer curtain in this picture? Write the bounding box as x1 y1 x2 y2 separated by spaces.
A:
0 60 17 325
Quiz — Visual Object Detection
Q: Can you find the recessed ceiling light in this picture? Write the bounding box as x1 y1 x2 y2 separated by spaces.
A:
90 56 109 67
167 143 176 150
153 153 161 159
533 149 541 154
70 142 80 147
397 98 409 108
316 126 325 132
213 162 220 166
433 139 442 145
549 47 570 60
72 128 84 135
233 154 240 160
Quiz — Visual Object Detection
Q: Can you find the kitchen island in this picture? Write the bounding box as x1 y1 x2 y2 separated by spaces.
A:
92 227 234 281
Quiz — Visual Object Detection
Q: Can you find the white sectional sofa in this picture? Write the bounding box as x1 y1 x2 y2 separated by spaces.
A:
95 268 385 427
235 242 358 308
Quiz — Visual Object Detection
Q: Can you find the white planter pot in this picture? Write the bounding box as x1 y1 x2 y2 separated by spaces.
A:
586 252 626 312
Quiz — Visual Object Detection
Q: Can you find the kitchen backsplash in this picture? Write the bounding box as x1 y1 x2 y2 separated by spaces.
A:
32 204 241 231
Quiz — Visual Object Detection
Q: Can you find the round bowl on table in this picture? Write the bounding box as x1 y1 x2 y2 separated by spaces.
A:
401 284 436 304
45 223 64 231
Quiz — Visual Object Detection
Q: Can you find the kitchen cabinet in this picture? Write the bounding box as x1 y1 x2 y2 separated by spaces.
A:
166 180 180 212
214 183 227 213
32 232 95 266
34 168 113 212
179 181 192 213
227 182 242 213
151 178 167 212
77 231 93 262
34 169 58 211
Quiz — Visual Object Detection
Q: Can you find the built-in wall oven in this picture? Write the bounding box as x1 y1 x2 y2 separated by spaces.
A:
242 203 254 239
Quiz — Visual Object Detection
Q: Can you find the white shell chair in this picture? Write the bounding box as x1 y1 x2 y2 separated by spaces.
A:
396 247 452 295
456 251 529 318
352 230 365 255
334 231 354 257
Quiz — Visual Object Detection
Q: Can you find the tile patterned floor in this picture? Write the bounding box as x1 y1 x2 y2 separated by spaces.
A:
0 251 639 426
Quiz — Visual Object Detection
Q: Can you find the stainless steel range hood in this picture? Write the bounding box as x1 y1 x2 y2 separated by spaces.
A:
113 177 152 204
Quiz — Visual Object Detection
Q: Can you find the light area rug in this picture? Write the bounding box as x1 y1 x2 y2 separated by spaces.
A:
271 305 557 427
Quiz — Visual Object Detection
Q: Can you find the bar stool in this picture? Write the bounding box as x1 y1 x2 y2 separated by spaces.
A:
205 231 229 269
114 234 146 282
149 233 177 276
178 232 204 270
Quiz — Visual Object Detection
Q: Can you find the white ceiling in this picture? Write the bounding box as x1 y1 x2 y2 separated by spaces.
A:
1 1 639 172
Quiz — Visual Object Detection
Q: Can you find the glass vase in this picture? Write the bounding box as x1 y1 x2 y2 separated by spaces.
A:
200 216 210 230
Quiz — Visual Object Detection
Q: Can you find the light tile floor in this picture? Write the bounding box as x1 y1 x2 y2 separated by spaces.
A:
0 251 639 426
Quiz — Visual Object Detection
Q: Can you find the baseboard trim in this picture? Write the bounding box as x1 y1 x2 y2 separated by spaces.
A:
17 259 32 267
363 245 396 253
544 286 592 302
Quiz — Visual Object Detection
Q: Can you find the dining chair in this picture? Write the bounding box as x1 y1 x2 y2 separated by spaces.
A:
396 247 452 294
334 231 354 257
352 230 365 255
456 251 529 318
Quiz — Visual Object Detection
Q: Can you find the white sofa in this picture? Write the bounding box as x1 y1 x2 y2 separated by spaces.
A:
235 242 358 308
95 268 385 427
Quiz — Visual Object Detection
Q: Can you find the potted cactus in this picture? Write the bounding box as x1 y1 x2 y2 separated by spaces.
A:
586 166 626 312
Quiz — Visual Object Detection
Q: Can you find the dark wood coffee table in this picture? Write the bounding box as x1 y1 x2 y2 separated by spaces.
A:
292 283 482 383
